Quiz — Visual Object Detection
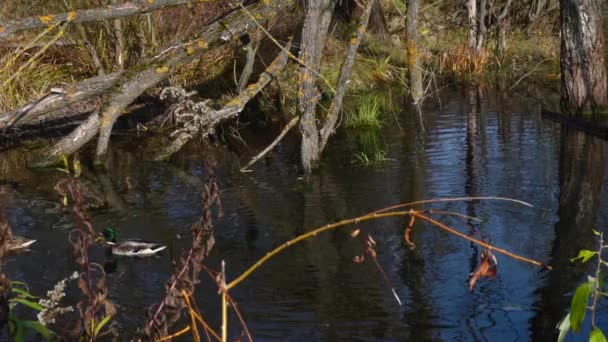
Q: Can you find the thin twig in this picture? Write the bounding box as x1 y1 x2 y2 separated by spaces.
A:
372 196 533 215
236 3 336 94
591 232 604 328
155 326 191 342
509 58 550 91
240 116 299 172
412 211 552 269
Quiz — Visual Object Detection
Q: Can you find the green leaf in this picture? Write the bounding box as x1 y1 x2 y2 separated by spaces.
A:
571 282 593 332
571 250 598 263
557 313 571 342
93 314 112 337
11 287 38 299
10 298 44 311
593 229 601 236
21 320 53 340
591 327 608 342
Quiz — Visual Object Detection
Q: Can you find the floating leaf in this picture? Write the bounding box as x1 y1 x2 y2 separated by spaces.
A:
556 313 570 342
570 281 593 332
571 250 598 264
590 327 608 342
469 250 498 292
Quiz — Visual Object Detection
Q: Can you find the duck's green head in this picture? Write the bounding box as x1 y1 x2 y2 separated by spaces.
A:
103 227 117 243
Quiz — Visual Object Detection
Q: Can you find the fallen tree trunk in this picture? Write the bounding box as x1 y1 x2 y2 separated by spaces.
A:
0 72 120 129
152 39 292 161
28 0 296 167
0 0 206 41
541 109 608 140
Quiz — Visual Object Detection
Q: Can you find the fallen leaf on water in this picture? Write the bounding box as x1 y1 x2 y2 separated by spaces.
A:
468 249 498 292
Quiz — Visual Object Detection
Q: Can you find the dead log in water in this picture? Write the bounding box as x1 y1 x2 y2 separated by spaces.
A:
12 0 297 167
541 109 608 140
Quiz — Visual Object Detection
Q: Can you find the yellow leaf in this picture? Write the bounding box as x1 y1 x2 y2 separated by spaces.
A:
67 11 77 21
197 40 208 48
39 15 54 24
156 66 169 74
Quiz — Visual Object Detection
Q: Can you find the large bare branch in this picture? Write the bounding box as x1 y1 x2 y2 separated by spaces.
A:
152 39 292 161
28 0 296 167
0 72 121 129
0 0 203 40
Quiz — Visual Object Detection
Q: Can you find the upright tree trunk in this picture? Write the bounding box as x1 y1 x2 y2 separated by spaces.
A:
496 0 514 55
476 0 487 52
467 0 478 51
407 0 423 105
298 0 337 173
559 0 608 112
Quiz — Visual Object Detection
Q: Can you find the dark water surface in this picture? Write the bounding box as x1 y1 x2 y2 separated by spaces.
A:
1 88 607 341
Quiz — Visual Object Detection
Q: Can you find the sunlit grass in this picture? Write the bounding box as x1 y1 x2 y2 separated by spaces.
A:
347 94 383 128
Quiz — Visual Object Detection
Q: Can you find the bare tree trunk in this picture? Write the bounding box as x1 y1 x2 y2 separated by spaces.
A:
319 0 375 153
496 0 513 55
298 0 337 173
407 0 423 105
559 0 608 112
467 0 478 51
476 0 487 52
110 0 125 70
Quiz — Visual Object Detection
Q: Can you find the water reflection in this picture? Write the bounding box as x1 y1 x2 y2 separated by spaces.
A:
0 88 606 340
532 125 607 340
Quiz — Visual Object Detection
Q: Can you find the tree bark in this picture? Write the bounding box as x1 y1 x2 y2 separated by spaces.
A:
407 0 423 105
0 72 121 129
319 0 375 153
476 0 487 52
298 0 338 173
467 0 478 51
559 0 608 112
0 0 205 40
495 0 513 55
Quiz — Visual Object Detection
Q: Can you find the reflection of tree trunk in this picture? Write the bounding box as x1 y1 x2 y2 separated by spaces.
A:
559 0 608 111
531 126 606 339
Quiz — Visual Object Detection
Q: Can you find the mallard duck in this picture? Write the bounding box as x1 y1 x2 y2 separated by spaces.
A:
5 236 36 252
98 227 166 257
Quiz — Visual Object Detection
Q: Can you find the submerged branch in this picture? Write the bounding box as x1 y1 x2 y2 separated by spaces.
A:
240 116 299 172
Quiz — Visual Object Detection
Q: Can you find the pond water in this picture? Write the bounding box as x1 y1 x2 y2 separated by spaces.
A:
0 86 607 341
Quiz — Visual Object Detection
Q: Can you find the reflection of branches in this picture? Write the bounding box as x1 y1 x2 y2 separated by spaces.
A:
143 176 220 339
55 179 115 339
